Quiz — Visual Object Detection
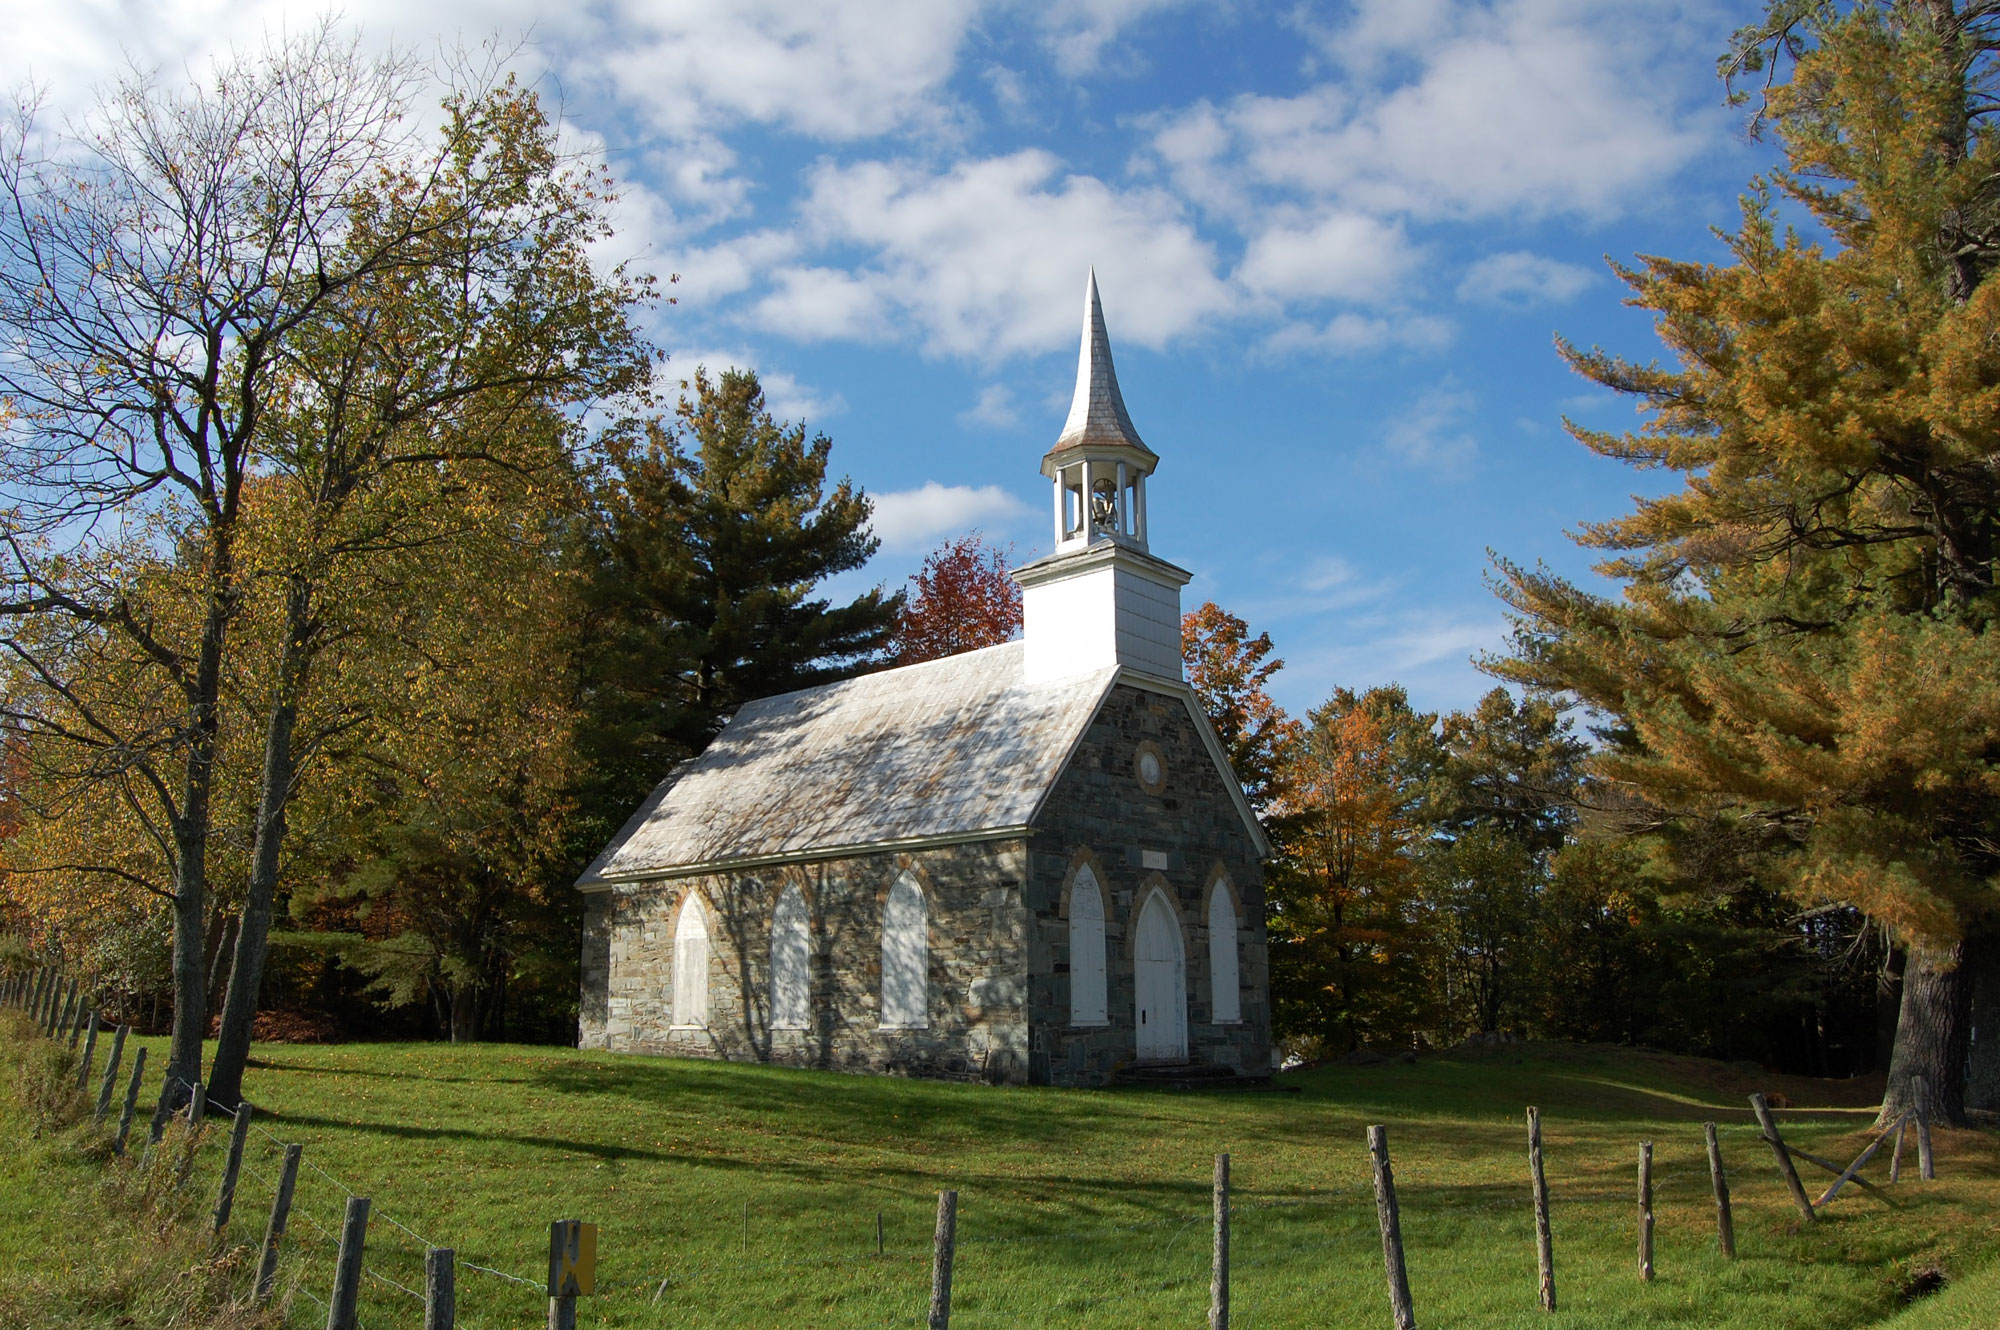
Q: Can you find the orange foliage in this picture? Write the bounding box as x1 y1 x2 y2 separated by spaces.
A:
894 533 1022 664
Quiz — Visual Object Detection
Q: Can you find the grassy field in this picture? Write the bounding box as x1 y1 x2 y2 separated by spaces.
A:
4 1028 1997 1329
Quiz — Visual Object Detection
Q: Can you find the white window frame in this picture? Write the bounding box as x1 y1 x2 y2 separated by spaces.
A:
879 871 929 1030
770 884 811 1031
672 891 710 1030
1068 863 1109 1027
1208 877 1241 1025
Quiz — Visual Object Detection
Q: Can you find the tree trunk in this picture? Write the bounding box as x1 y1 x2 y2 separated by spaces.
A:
208 590 310 1111
450 985 479 1044
1881 938 1977 1126
160 572 235 1121
1876 943 1904 1073
203 909 236 1025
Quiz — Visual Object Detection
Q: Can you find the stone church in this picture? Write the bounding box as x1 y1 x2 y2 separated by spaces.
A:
574 273 1273 1086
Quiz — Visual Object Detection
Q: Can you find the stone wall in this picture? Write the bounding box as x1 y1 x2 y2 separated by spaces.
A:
1024 683 1272 1087
576 839 1032 1083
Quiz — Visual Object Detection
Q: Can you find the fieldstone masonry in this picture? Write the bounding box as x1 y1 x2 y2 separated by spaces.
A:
1027 683 1270 1085
577 683 1269 1086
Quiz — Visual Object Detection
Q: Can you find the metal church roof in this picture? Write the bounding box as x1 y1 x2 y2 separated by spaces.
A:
575 642 1120 885
1047 269 1156 463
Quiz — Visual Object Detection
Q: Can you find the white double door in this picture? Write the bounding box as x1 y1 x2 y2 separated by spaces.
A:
1133 889 1188 1063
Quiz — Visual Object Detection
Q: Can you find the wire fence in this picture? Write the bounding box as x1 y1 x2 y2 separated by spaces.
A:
1 963 1943 1330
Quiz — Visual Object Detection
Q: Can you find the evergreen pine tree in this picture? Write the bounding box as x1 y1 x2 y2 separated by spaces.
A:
1492 0 2000 1121
575 367 899 824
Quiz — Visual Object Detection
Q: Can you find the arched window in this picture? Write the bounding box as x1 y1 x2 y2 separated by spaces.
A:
1208 879 1241 1024
673 892 710 1029
880 872 928 1029
771 884 810 1030
1069 863 1108 1026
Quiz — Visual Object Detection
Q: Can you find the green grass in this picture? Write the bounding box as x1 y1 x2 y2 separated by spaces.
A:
6 1030 1997 1329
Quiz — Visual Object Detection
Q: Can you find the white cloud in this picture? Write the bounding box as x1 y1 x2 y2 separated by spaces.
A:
1237 210 1420 304
1150 0 1714 223
1272 605 1510 716
752 151 1233 358
1383 388 1478 468
1033 0 1194 76
1300 555 1359 594
0 1 984 221
960 385 1020 428
1265 312 1454 357
1457 251 1596 306
752 267 896 342
585 2 979 142
869 482 1031 552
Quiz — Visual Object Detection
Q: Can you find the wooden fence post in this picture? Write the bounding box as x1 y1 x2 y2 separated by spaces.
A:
114 1046 147 1155
213 1101 254 1235
50 976 71 1035
1637 1142 1654 1283
425 1247 456 1330
1368 1125 1417 1330
876 1210 884 1256
255 1143 303 1306
325 1195 371 1330
1527 1107 1555 1311
75 1011 99 1088
1749 1094 1815 1223
1704 1122 1734 1259
547 1219 596 1330
95 1024 128 1122
67 994 88 1048
929 1189 958 1330
172 1082 209 1190
1914 1076 1935 1180
1212 1152 1230 1330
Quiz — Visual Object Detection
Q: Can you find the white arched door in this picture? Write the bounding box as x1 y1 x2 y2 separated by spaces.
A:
1134 888 1188 1062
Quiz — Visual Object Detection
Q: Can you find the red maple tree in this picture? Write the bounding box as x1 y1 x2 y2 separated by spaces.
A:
894 533 1023 664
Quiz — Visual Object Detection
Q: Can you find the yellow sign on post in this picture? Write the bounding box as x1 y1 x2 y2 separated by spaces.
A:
548 1219 598 1297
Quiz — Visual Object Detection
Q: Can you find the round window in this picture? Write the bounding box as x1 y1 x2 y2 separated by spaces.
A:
1134 741 1167 795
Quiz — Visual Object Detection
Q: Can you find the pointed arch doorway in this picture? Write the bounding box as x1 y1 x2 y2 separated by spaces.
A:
1134 888 1188 1063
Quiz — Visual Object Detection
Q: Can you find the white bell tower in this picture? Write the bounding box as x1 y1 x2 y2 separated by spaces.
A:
1015 270 1192 684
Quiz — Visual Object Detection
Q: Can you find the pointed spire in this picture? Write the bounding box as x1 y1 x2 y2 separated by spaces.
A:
1051 269 1154 458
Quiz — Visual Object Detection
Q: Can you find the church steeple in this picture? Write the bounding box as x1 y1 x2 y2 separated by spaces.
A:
1015 270 1190 685
1042 270 1158 555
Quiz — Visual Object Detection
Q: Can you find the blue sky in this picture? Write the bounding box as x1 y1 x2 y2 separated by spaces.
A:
7 1 1783 719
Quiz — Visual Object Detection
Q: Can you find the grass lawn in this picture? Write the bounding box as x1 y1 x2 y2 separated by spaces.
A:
6 1033 1997 1329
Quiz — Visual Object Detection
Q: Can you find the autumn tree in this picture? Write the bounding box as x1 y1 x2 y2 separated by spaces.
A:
893 534 1022 664
0 26 658 1110
287 461 587 1044
1181 602 1298 812
574 368 898 825
1493 0 2000 1120
1267 686 1440 1051
199 72 655 1109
